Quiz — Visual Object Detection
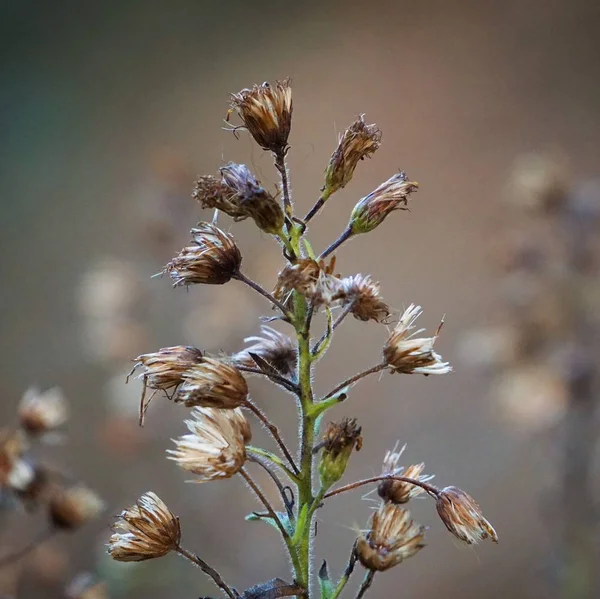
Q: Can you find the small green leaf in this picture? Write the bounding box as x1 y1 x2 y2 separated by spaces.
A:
318 560 334 599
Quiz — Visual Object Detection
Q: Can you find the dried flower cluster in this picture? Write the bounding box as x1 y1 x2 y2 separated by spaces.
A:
109 79 497 599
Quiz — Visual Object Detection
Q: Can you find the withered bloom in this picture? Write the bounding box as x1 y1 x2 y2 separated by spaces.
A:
324 115 382 194
274 258 344 308
339 274 390 323
193 175 246 220
436 486 498 545
319 418 362 487
377 443 434 504
162 222 242 286
108 491 181 561
175 358 248 408
230 79 292 153
49 485 104 529
220 163 285 234
167 407 251 481
350 172 418 234
19 387 69 435
383 304 451 375
357 503 426 571
232 326 297 378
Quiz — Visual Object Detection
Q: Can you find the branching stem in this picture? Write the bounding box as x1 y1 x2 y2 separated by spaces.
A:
323 474 440 500
235 271 292 318
319 363 387 402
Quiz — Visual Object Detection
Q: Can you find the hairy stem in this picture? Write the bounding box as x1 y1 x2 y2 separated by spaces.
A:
330 544 358 599
247 446 301 484
311 302 354 357
356 571 375 599
176 545 238 599
275 151 293 220
319 227 354 260
303 189 332 225
235 271 292 318
323 474 440 500
319 363 386 402
248 453 296 521
236 365 299 395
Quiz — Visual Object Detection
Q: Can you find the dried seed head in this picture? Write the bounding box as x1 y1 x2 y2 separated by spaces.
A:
49 485 104 530
274 258 344 308
436 486 498 545
175 358 248 408
230 79 293 153
377 443 434 504
162 223 242 286
167 407 251 481
232 326 297 378
357 503 426 571
383 304 451 375
349 172 418 235
108 491 181 561
19 387 69 435
220 163 285 234
324 115 382 194
319 418 362 488
131 346 204 393
193 175 247 220
339 274 390 323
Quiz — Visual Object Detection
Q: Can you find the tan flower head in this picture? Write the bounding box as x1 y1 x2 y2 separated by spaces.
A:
436 486 498 545
175 358 248 409
357 503 426 571
193 175 246 220
383 304 451 375
339 274 390 323
108 491 181 561
162 222 242 286
49 485 104 530
232 326 297 378
167 407 251 481
19 387 69 435
230 79 292 153
377 442 434 504
350 172 418 234
325 115 382 194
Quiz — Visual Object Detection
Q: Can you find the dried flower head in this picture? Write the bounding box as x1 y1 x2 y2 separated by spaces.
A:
232 326 297 378
324 115 382 194
319 418 362 487
19 387 69 435
49 485 104 530
108 491 181 561
162 222 242 286
377 443 434 504
175 358 248 408
357 503 426 571
383 304 451 375
193 175 246 220
220 163 285 234
436 486 498 545
230 79 293 153
339 274 390 323
350 172 418 234
167 407 251 481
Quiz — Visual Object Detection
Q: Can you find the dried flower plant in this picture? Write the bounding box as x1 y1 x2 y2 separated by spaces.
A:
112 78 497 599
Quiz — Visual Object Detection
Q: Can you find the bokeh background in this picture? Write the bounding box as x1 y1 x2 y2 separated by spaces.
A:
2 1 600 597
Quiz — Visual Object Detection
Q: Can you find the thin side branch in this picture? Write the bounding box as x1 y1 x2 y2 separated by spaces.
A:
356 571 375 599
303 190 332 225
248 453 296 521
275 151 293 219
320 363 387 402
236 365 299 395
324 474 440 500
311 302 354 356
234 271 292 318
319 227 354 260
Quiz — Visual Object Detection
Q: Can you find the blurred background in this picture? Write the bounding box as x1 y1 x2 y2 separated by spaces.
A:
2 0 600 597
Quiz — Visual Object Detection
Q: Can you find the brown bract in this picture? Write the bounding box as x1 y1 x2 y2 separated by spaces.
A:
108 491 181 561
175 358 248 409
162 222 242 286
49 485 104 530
232 326 297 378
436 486 498 545
339 274 390 323
356 503 426 571
230 79 292 153
167 407 251 481
325 115 381 194
322 418 362 458
193 175 247 220
350 172 418 234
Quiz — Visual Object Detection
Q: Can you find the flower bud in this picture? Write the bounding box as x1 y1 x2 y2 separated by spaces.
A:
18 387 69 435
324 115 381 195
220 163 284 234
349 172 418 234
318 418 362 488
49 485 104 530
230 79 292 153
356 503 425 571
383 304 451 375
436 486 498 545
108 492 181 561
167 407 251 481
162 222 242 286
175 358 248 409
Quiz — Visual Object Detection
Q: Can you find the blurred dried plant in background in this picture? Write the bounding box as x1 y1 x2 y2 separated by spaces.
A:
104 79 498 599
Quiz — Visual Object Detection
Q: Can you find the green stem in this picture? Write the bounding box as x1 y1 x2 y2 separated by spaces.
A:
247 446 301 484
